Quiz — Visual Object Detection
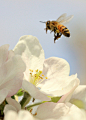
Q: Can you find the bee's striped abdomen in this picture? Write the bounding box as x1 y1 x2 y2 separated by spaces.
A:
58 25 70 37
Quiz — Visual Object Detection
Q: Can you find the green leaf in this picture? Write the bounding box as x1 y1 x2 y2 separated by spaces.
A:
51 96 61 103
16 89 24 96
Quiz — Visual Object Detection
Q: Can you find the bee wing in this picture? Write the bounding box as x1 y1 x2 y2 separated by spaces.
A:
58 15 74 24
56 13 74 24
56 13 67 22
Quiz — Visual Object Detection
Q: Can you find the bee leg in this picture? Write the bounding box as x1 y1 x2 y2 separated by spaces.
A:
54 32 58 43
54 32 62 43
54 36 59 43
50 30 53 34
44 28 48 34
54 38 56 43
58 32 62 38
54 27 60 43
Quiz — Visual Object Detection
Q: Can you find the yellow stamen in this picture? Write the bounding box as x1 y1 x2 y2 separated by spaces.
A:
35 69 38 72
33 112 37 116
40 76 43 79
30 69 31 71
29 69 48 86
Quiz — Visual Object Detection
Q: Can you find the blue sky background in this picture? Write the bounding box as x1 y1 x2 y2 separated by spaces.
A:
0 0 86 84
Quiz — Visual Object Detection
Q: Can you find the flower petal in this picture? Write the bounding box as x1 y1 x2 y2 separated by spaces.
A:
4 105 17 115
0 55 26 97
71 85 86 109
8 50 14 60
6 97 21 112
40 74 79 96
36 102 69 119
22 80 51 101
0 88 9 104
36 102 86 120
4 111 17 120
58 78 80 103
42 57 70 79
4 110 36 120
0 44 9 67
18 110 36 120
60 103 86 120
14 35 45 81
38 57 71 91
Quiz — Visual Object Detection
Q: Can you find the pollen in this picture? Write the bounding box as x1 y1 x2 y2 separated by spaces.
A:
40 76 43 79
29 109 33 113
29 69 48 86
29 109 37 116
29 69 33 72
34 112 37 116
35 69 38 72
42 74 44 76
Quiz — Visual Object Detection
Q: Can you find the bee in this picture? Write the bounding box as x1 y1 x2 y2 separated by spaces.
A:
40 13 73 43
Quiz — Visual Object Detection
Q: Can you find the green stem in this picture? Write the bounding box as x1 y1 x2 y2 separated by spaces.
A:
20 92 31 109
26 102 43 110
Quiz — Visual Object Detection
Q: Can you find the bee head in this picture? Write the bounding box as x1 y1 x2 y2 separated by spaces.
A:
46 21 50 25
46 21 51 29
40 20 51 29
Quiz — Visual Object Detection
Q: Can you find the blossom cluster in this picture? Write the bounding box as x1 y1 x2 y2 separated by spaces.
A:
0 35 86 120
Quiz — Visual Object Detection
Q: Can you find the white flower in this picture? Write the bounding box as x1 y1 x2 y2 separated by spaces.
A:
4 102 86 120
14 35 79 101
0 44 26 104
57 83 86 110
4 110 36 120
4 97 21 114
70 85 86 110
4 98 35 120
36 102 86 120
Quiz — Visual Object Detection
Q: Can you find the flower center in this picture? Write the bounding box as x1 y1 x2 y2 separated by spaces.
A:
29 69 47 86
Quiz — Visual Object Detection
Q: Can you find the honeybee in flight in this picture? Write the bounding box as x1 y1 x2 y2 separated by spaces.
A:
40 13 74 43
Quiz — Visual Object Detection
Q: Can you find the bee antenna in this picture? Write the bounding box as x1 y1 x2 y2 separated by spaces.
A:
40 21 46 23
